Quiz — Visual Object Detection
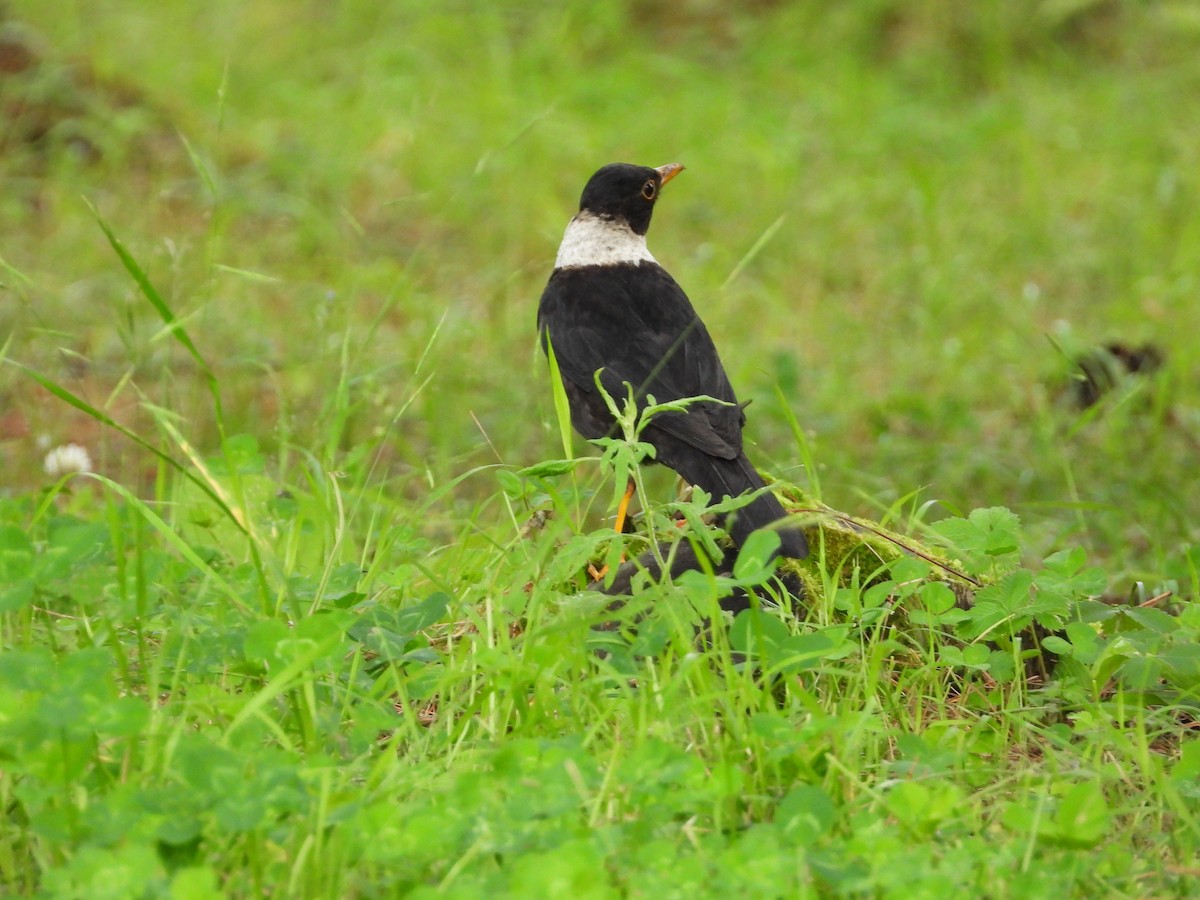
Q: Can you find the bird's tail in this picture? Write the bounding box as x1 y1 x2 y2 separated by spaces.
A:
678 453 808 560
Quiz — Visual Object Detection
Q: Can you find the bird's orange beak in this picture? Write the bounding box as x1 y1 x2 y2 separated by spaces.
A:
655 163 684 185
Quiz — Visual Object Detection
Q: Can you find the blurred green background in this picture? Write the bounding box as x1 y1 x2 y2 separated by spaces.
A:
3 0 1198 585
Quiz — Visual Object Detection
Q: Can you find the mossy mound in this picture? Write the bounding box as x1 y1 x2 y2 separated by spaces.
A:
590 482 986 611
772 484 984 610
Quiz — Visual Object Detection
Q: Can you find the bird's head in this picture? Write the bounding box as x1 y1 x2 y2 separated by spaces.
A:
577 162 684 235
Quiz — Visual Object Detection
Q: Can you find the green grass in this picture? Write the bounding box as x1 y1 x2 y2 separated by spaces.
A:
2 1 1200 895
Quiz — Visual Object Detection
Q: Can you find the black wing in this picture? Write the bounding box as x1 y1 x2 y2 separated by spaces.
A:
537 263 744 460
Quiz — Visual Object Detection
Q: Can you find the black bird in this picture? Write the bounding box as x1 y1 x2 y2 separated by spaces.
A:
537 162 808 562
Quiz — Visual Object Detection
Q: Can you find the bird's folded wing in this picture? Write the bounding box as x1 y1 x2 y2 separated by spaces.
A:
539 268 744 459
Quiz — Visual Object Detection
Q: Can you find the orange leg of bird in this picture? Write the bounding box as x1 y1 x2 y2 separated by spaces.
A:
613 477 635 536
588 477 636 582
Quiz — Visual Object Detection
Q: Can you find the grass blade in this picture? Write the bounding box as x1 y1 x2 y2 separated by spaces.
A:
84 198 225 427
720 213 787 291
542 333 575 459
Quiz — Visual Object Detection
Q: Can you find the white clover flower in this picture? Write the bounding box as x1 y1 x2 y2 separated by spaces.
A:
43 443 93 477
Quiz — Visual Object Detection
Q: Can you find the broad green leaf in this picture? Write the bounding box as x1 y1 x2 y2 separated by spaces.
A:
772 631 843 674
170 866 222 900
931 506 1022 574
1172 740 1200 782
732 528 781 583
890 556 932 586
962 643 990 667
918 581 957 614
518 458 588 479
1041 635 1074 655
208 433 265 475
0 524 34 580
729 608 789 658
959 569 1036 640
495 468 525 499
1053 781 1110 847
243 619 291 666
1119 606 1181 634
776 785 834 845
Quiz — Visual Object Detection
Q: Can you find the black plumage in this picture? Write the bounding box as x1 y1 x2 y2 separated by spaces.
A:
537 163 807 561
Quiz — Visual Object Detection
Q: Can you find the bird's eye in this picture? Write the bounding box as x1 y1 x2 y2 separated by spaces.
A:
641 180 657 200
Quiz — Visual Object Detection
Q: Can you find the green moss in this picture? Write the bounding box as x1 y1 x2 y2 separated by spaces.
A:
774 484 983 608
